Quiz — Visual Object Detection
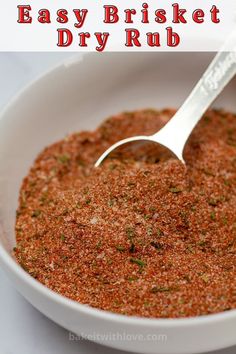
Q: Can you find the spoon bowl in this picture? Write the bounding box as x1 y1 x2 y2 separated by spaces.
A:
95 134 184 167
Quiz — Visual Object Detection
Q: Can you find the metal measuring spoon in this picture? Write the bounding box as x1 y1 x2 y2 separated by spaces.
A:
95 30 236 167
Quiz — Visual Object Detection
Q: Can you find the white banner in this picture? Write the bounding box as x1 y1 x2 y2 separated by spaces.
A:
0 0 236 51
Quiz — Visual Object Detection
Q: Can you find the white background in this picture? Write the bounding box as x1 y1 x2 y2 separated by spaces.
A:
1 0 236 51
0 53 236 354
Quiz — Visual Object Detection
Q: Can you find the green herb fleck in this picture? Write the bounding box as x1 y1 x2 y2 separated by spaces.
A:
157 228 164 237
210 211 216 221
128 276 138 282
130 258 145 267
60 234 66 242
96 240 102 249
178 298 185 304
126 227 135 239
150 286 171 293
57 154 70 164
39 192 49 205
203 169 215 177
186 244 195 254
169 187 182 194
109 163 117 171
31 209 41 218
201 274 209 283
108 200 114 208
147 227 153 236
198 240 207 247
208 199 218 207
224 179 231 186
143 214 152 220
116 245 125 252
222 216 228 225
149 206 157 212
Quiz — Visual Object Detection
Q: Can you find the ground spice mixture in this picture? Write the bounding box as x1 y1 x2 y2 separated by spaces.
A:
14 108 236 318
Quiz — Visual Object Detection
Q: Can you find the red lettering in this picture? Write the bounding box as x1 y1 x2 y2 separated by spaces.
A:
104 5 119 23
172 3 187 24
155 9 167 24
57 29 73 47
79 32 90 47
210 5 220 23
124 9 136 24
38 9 51 24
95 32 110 52
17 5 32 24
57 9 68 24
147 32 160 47
192 9 205 23
125 29 141 47
73 9 88 28
142 3 149 23
166 27 180 47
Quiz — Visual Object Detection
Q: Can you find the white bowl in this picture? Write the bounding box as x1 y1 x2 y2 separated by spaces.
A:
0 53 236 354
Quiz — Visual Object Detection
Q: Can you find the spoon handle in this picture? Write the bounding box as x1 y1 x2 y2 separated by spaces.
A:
155 29 236 160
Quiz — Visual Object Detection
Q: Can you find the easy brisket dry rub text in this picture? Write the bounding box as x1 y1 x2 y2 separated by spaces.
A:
17 3 220 50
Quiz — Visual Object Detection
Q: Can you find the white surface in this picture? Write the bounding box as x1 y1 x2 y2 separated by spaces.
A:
0 53 235 354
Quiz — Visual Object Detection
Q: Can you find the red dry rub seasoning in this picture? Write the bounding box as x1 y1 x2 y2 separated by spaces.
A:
14 108 236 318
